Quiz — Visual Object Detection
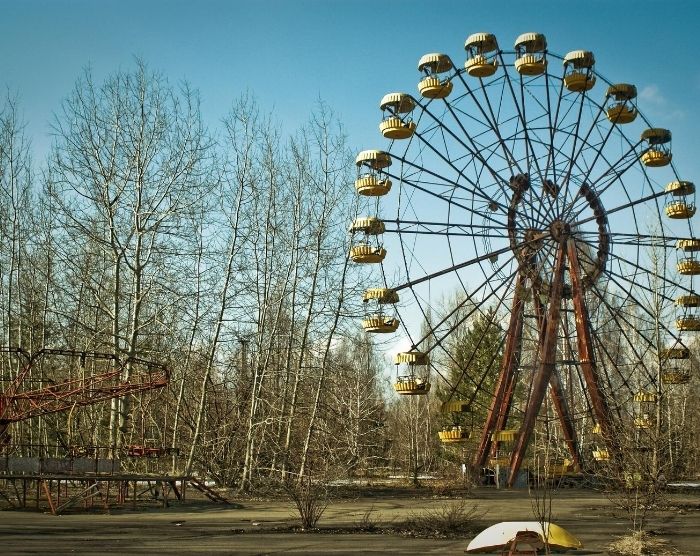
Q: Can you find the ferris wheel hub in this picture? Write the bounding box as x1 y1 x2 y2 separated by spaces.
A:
549 220 571 242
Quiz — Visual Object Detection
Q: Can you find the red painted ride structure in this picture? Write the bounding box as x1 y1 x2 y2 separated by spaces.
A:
0 347 168 448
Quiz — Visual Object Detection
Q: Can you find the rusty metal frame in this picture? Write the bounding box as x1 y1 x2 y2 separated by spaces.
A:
1 349 168 444
473 272 526 468
567 239 617 459
533 288 582 472
507 244 567 486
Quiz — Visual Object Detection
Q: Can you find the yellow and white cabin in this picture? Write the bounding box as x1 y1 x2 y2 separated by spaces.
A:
514 32 547 76
464 32 499 78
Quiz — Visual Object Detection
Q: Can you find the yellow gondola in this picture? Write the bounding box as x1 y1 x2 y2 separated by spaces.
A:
492 429 518 442
665 200 696 219
605 84 637 124
394 376 431 395
666 180 695 196
363 287 399 304
514 32 547 76
355 150 392 196
379 93 416 139
633 391 657 403
592 449 610 461
379 117 416 139
640 128 672 167
350 243 386 263
438 426 471 443
394 351 431 395
417 53 454 99
464 32 499 78
563 50 595 92
489 453 511 466
361 288 399 333
677 239 700 252
547 459 575 477
634 416 653 429
677 258 700 275
660 346 690 359
676 294 700 307
661 369 691 385
361 315 399 333
440 400 470 413
349 217 385 235
350 217 386 263
677 316 700 331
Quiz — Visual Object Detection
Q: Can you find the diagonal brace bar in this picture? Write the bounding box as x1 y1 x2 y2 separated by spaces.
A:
473 272 526 469
508 244 567 487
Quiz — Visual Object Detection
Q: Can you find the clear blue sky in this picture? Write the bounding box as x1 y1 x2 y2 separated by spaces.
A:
1 0 698 171
2 0 698 364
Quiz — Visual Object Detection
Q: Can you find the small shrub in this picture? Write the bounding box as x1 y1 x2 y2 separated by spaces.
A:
354 505 381 531
284 476 328 530
397 499 486 538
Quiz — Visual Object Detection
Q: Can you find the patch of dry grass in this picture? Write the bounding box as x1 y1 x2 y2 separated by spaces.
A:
607 531 679 555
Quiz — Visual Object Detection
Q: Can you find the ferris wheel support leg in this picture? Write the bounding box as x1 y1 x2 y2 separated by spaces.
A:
508 246 567 487
567 239 617 460
531 292 583 470
473 273 526 469
492 359 521 455
548 372 583 471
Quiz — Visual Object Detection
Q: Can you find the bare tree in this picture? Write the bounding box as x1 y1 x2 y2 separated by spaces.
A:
0 93 34 350
47 60 214 448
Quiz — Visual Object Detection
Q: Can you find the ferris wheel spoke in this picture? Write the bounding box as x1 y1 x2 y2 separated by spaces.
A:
582 144 643 196
384 154 511 222
385 218 510 239
447 328 509 410
590 332 639 407
386 228 510 239
383 167 509 228
441 103 552 222
561 144 644 223
441 300 514 409
387 218 510 232
529 240 560 286
475 58 558 227
415 97 553 225
474 79 527 167
399 260 517 405
406 104 511 204
391 232 546 292
558 92 607 216
558 106 613 213
415 269 518 392
496 52 550 193
412 264 516 350
586 281 661 385
598 259 686 337
454 71 530 181
556 87 590 205
603 265 678 305
578 231 685 248
543 69 565 204
570 188 667 229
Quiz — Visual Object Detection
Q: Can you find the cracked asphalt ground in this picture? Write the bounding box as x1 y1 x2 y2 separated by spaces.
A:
1 488 697 554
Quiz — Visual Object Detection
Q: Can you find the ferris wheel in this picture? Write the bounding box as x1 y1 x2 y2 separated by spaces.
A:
350 32 697 486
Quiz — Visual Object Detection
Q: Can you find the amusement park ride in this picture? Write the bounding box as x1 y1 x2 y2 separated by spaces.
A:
0 347 168 449
352 33 696 486
0 349 235 511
